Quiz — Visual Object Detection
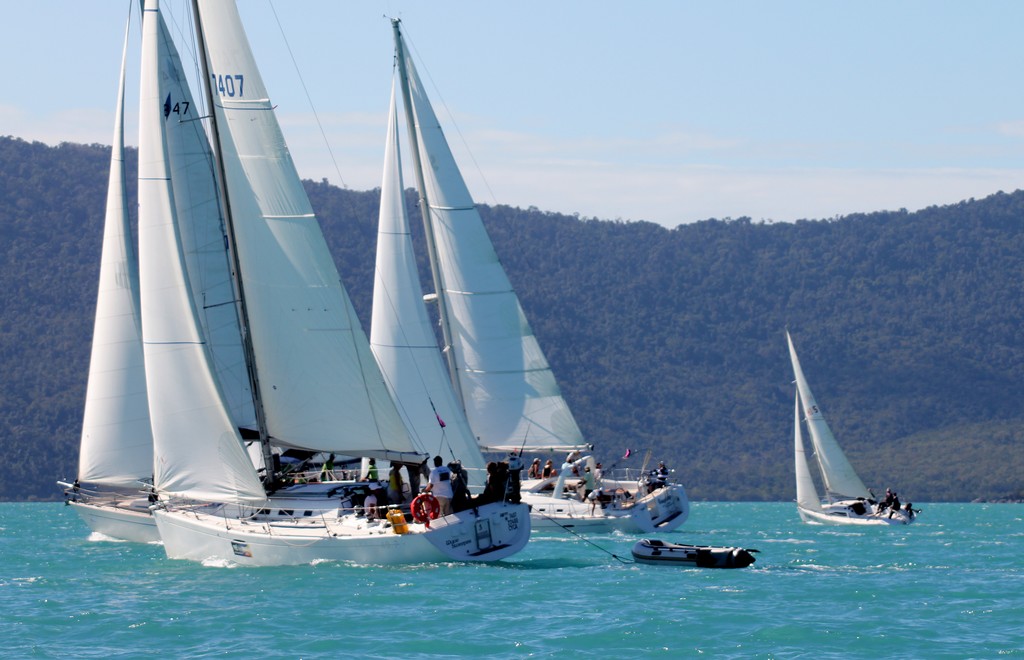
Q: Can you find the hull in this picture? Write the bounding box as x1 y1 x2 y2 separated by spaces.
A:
524 484 689 533
631 539 757 569
154 502 529 566
797 501 915 526
68 500 161 543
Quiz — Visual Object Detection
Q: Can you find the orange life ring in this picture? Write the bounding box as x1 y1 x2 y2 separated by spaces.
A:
411 493 440 524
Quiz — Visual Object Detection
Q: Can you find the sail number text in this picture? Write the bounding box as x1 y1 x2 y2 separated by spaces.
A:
211 74 245 98
163 94 191 120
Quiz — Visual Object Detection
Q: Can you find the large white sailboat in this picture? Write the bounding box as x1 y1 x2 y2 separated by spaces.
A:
379 19 688 533
142 0 528 565
787 331 915 525
60 13 159 543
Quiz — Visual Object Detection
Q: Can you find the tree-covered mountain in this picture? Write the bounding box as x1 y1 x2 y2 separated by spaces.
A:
1 135 1022 502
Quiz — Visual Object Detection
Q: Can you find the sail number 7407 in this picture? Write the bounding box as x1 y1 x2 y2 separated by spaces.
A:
211 74 245 98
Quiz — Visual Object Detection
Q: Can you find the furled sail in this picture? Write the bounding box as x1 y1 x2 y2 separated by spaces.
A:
139 0 266 502
195 0 418 461
77 13 153 488
370 78 486 474
786 331 871 502
394 22 586 453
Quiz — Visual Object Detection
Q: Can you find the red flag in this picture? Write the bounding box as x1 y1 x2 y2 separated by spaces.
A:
623 449 631 459
428 398 446 428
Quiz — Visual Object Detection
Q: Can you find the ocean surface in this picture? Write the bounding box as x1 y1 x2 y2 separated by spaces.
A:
1 502 1021 658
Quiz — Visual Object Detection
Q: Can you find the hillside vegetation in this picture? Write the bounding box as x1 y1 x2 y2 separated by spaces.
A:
2 136 1022 502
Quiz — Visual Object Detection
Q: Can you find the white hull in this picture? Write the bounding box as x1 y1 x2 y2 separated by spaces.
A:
525 484 689 533
797 501 915 526
154 501 529 566
68 500 161 543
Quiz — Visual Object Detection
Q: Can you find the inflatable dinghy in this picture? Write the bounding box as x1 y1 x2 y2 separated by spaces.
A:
631 538 757 568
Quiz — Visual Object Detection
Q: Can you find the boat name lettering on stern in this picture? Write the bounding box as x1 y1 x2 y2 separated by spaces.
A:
446 537 472 549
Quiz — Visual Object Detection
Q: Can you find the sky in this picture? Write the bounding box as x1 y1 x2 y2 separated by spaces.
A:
5 1 1024 228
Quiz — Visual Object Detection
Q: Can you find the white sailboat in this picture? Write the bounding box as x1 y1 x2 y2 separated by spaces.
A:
143 0 529 565
381 19 688 533
60 12 159 543
787 331 915 525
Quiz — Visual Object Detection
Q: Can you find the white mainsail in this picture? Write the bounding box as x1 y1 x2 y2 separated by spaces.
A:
139 0 265 502
786 331 871 501
196 0 415 461
794 389 822 512
393 21 586 453
77 14 153 488
370 78 486 473
162 30 255 433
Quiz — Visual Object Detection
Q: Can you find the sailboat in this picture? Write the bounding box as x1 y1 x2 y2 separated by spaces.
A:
787 331 915 525
380 19 688 533
59 13 159 543
142 0 529 565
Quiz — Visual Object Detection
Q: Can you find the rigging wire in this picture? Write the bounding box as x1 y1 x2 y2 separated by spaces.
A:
265 0 347 190
537 512 635 565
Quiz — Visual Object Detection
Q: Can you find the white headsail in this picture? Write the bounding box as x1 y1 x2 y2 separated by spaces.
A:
370 78 486 473
786 331 871 502
139 0 265 502
77 13 153 488
393 21 586 453
794 389 823 512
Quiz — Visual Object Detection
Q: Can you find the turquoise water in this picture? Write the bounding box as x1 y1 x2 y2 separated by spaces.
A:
1 502 1021 658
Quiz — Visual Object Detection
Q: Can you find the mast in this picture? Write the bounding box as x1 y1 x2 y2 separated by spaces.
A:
190 0 274 488
390 18 468 411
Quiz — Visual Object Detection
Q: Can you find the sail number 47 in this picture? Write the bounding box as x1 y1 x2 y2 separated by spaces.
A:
211 74 245 98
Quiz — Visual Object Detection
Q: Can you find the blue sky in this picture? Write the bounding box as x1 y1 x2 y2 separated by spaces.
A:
5 1 1024 227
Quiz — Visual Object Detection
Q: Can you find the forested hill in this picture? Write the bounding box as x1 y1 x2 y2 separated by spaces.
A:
2 135 1023 502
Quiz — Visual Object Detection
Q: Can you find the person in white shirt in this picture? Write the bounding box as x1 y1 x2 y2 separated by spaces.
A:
425 456 453 515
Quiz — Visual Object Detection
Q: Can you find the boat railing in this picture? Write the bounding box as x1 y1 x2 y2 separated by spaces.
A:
59 480 154 507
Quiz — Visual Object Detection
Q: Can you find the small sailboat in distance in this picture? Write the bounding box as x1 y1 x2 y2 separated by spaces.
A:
787 330 916 525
